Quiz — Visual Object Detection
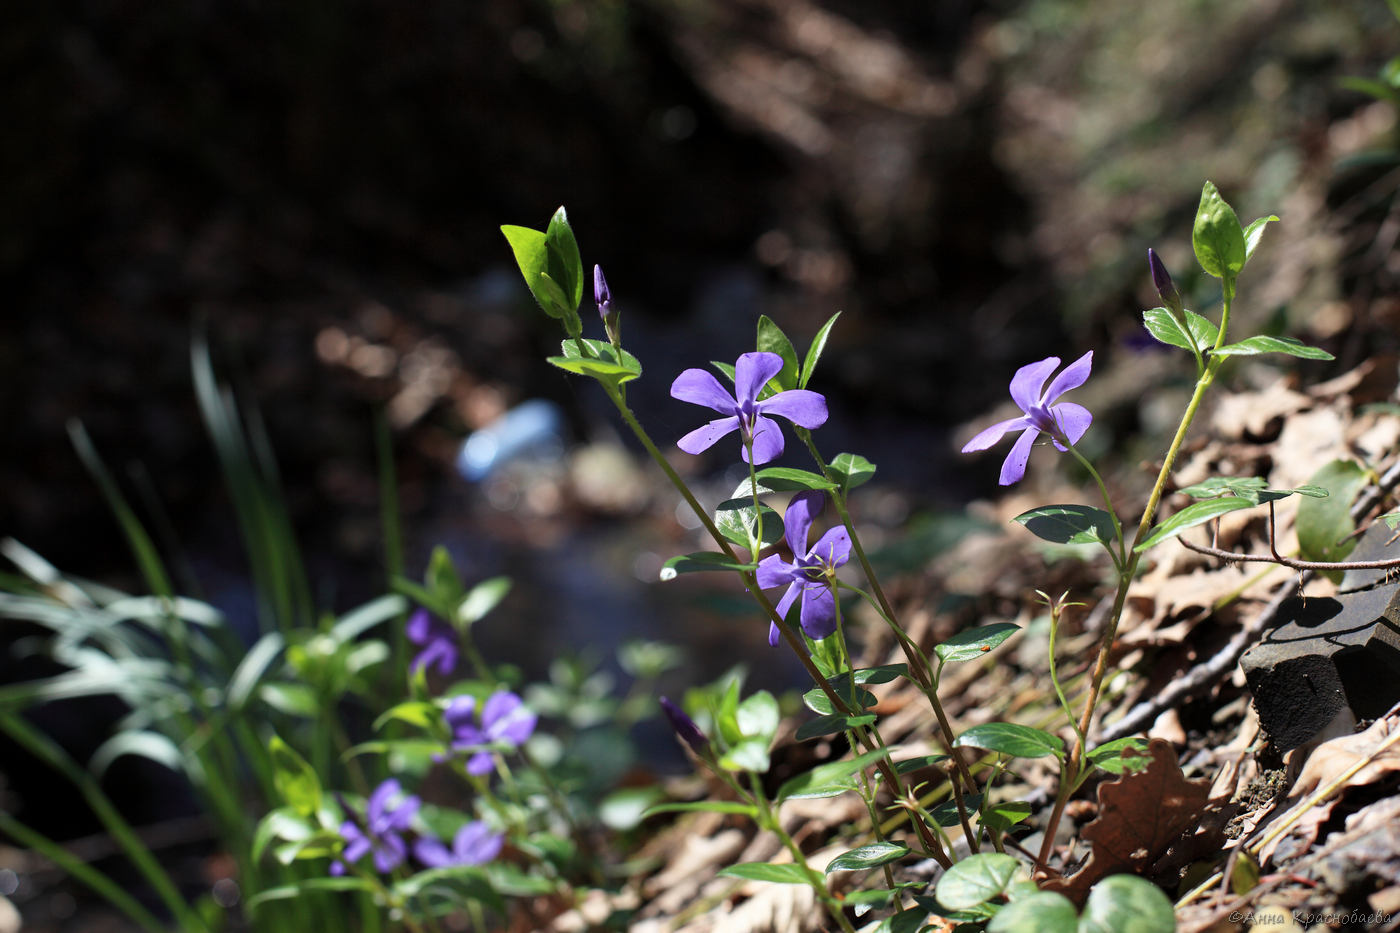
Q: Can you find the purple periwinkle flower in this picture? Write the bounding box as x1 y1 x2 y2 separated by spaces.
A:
331 779 420 876
659 696 709 756
593 264 612 319
1147 248 1185 323
670 352 828 465
961 352 1094 486
444 690 538 776
413 820 504 869
756 491 851 646
406 608 458 677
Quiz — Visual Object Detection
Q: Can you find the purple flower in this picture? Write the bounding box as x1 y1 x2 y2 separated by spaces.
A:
444 690 538 776
1147 248 1179 307
406 608 458 677
756 491 851 646
593 264 612 320
961 352 1094 486
413 820 504 869
670 351 828 465
659 696 709 756
331 779 420 875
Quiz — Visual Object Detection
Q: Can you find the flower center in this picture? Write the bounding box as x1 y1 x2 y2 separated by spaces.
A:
797 554 828 582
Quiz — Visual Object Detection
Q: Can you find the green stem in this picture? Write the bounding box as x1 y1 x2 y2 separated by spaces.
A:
747 773 857 933
1066 447 1126 570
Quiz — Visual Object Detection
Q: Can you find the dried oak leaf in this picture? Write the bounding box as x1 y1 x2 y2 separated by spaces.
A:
1043 738 1210 904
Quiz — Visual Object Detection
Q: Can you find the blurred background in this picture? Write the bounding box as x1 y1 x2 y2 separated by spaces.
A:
2 0 1398 915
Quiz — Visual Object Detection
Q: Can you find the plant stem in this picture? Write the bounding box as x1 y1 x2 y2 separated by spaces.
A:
747 773 857 933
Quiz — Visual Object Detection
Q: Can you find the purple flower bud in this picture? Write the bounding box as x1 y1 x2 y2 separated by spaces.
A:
660 696 709 756
1147 248 1183 314
593 264 612 319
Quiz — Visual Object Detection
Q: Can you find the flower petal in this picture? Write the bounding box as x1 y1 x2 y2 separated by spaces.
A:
374 832 407 873
454 822 504 865
1042 351 1093 404
961 415 1033 453
756 554 798 589
466 750 495 776
744 415 784 464
670 368 736 413
998 427 1039 486
386 795 420 832
413 836 452 869
757 389 828 429
768 620 781 647
1008 357 1060 412
443 695 476 732
782 491 822 557
733 352 784 405
1050 402 1092 447
775 581 801 622
677 416 741 455
406 608 432 644
368 780 401 821
808 526 851 568
799 584 837 640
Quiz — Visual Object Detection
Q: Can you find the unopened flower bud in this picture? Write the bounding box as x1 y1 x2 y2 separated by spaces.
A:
594 264 621 346
1147 248 1185 321
660 696 709 756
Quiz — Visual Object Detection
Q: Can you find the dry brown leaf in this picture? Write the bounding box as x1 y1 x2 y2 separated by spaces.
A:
1042 738 1210 903
1212 379 1310 440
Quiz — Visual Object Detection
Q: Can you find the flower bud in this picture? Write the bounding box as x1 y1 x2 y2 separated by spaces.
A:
1147 248 1185 322
594 264 621 346
660 696 708 756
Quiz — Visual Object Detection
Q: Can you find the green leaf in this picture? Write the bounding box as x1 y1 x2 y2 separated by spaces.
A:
658 552 756 581
268 735 321 817
794 712 877 741
1141 307 1219 353
427 546 465 605
1297 459 1369 568
258 682 320 717
892 754 947 775
599 786 666 830
641 800 759 819
736 690 780 743
89 731 183 780
1079 875 1176 933
803 685 877 716
930 793 982 827
719 738 770 773
1211 335 1334 360
981 800 1033 835
1382 511 1400 530
824 663 909 696
227 632 285 711
953 723 1065 759
934 852 1020 910
756 316 800 391
501 225 558 318
392 864 502 910
251 807 313 864
800 312 841 389
711 360 736 382
458 576 511 626
776 748 891 803
1085 737 1150 774
1134 496 1256 552
1192 180 1247 282
1242 215 1280 261
373 700 442 732
828 453 877 491
1178 475 1328 505
753 467 837 491
935 623 1020 664
715 487 784 551
246 876 379 913
987 892 1078 933
545 207 584 312
718 862 812 885
1013 504 1117 547
825 842 908 874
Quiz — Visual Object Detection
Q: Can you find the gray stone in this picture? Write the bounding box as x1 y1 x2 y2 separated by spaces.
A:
1241 554 1400 750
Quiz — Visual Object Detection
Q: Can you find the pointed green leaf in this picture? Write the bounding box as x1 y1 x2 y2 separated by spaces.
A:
545 206 584 311
658 552 756 581
930 792 982 827
459 576 512 625
756 315 800 391
1134 496 1256 552
800 311 841 389
953 723 1065 759
1242 215 1280 261
1013 504 1118 546
981 799 1032 835
269 735 322 817
825 842 908 874
1211 335 1334 360
828 453 876 491
89 731 183 779
1085 737 1151 775
1141 307 1219 352
892 754 947 776
987 892 1078 933
718 739 769 773
372 700 441 731
501 225 556 317
794 712 877 741
935 622 1020 663
1178 476 1328 506
776 748 891 802
718 862 813 885
736 690 780 742
753 467 836 491
934 852 1020 909
1192 181 1247 281
803 684 877 715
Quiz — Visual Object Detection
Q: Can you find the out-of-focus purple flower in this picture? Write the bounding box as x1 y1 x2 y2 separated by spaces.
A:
660 696 709 756
670 351 827 465
756 491 851 646
1147 248 1185 321
444 690 538 776
331 779 420 876
413 820 504 869
406 608 458 677
961 352 1094 486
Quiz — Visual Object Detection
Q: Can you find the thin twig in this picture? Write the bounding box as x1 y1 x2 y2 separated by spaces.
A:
1178 500 1400 571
